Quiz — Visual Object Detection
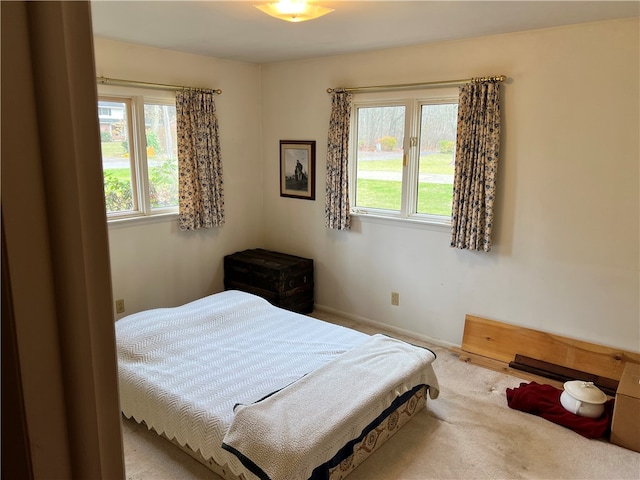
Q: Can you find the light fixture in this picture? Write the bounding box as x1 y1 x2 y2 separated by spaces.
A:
254 0 334 23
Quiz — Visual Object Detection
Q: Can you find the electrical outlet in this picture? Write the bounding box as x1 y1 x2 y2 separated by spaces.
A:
391 292 399 306
115 299 125 314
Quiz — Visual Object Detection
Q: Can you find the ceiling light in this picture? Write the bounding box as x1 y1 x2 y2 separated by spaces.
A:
255 1 334 23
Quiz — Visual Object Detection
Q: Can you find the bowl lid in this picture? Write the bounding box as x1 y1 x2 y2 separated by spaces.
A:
563 381 607 404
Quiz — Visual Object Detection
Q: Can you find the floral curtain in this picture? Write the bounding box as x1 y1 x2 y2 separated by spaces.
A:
176 89 225 230
450 79 501 252
325 90 353 230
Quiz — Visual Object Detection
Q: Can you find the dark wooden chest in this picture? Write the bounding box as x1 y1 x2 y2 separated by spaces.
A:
223 249 314 313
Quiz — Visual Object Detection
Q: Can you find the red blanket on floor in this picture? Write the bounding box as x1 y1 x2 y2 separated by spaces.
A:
506 381 614 439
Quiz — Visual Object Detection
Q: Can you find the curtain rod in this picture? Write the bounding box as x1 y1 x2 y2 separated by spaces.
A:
97 76 222 94
327 75 506 94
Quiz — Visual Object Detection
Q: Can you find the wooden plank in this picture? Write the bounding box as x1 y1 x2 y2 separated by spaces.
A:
461 315 640 382
509 355 618 396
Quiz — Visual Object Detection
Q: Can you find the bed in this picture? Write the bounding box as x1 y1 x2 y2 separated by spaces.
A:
116 290 439 480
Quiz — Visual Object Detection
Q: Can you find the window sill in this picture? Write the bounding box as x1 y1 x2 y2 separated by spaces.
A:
349 211 451 232
107 212 178 229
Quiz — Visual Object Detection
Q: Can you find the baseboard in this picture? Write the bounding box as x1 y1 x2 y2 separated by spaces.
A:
313 303 457 349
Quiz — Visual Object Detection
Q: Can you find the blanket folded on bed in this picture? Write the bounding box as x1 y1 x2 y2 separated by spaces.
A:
222 334 439 480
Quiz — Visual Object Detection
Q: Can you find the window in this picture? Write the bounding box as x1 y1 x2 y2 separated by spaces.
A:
350 90 458 225
98 91 178 220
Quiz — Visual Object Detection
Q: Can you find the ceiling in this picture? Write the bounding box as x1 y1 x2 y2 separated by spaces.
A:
90 1 639 64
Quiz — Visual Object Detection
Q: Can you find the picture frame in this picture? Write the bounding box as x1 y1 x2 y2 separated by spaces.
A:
279 140 316 200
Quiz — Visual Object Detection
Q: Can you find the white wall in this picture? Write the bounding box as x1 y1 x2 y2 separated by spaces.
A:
260 19 640 350
94 20 639 351
94 38 264 317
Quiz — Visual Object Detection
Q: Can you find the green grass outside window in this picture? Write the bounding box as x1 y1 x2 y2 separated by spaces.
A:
356 179 453 216
356 153 454 216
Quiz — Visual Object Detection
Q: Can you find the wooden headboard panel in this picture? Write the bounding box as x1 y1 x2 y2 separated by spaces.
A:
461 315 640 382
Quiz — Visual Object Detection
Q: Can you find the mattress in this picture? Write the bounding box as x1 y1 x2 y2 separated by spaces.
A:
116 290 438 479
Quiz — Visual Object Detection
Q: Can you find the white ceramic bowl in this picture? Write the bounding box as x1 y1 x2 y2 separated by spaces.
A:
560 381 607 418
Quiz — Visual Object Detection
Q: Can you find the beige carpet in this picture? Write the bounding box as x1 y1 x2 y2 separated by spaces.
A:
122 312 640 480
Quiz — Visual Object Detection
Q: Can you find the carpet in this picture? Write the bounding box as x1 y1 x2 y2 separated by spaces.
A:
122 315 640 480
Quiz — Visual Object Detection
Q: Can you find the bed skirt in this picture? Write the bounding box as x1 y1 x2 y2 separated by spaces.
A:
327 385 427 480
154 385 428 480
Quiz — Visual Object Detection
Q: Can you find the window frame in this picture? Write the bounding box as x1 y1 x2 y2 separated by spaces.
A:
349 88 459 227
97 85 179 224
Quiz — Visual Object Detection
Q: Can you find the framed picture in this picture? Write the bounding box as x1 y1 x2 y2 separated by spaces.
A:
280 140 316 200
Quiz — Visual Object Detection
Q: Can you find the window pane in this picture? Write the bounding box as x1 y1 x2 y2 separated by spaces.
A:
99 100 135 213
145 103 178 209
417 103 457 216
355 105 405 211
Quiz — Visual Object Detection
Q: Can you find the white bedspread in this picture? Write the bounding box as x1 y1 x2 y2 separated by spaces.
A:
222 334 439 480
116 290 369 478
